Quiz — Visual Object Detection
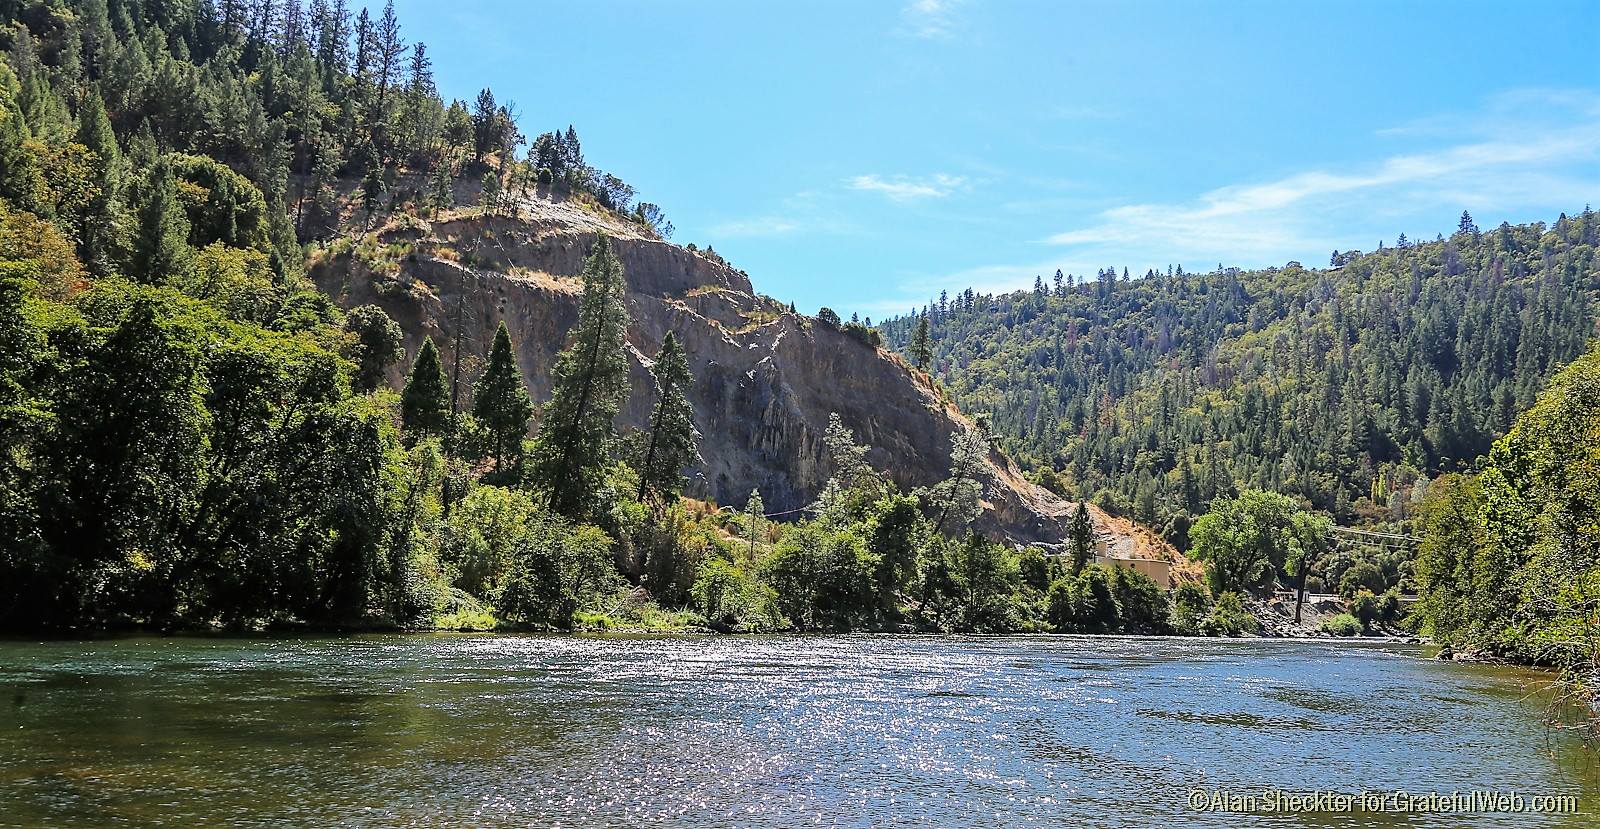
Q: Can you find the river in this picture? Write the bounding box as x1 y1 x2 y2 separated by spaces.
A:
0 635 1594 827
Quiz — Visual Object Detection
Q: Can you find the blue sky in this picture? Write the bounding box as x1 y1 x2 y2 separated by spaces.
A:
392 0 1600 319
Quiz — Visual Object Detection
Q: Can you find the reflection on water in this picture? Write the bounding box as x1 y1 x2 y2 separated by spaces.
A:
0 635 1594 827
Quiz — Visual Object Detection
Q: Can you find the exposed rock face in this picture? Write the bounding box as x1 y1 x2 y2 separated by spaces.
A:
311 197 1145 548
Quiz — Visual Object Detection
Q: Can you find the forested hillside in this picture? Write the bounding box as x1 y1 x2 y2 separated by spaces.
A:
882 215 1599 539
1 0 1193 637
1413 339 1600 721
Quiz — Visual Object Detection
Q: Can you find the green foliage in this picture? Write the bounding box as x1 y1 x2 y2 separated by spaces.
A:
436 485 538 598
1415 340 1600 671
1048 566 1118 632
1169 581 1212 635
471 322 532 475
126 157 193 283
496 516 617 629
948 532 1019 631
1321 613 1363 637
1189 489 1314 595
636 331 696 500
1346 590 1379 627
1338 562 1385 599
400 336 449 439
168 153 269 253
867 494 924 617
910 315 932 370
342 304 405 393
1046 564 1171 634
880 217 1599 531
693 555 780 632
526 235 630 519
1067 500 1093 572
762 520 875 632
1206 591 1257 636
1109 565 1170 634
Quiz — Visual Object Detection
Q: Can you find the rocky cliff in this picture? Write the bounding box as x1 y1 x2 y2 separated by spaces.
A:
310 195 1159 551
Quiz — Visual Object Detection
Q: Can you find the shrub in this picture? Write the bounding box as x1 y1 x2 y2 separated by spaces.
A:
1204 591 1257 636
693 556 780 632
1047 565 1119 633
1169 581 1212 635
1346 589 1379 628
1321 613 1363 637
1376 589 1402 624
1109 566 1170 634
1339 561 1385 598
842 321 882 348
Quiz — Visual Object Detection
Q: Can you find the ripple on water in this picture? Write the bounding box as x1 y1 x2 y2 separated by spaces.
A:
0 635 1594 828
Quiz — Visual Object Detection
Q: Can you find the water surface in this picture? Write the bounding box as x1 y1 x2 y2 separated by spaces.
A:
0 635 1593 827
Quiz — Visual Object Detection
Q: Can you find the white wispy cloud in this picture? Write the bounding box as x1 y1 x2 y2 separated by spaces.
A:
898 0 968 39
857 90 1600 317
848 173 967 201
1044 90 1600 262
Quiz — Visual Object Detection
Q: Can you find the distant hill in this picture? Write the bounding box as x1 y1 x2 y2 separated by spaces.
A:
880 212 1600 538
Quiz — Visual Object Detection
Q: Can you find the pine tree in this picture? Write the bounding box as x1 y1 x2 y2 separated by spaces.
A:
526 235 632 518
428 158 453 215
400 336 450 439
74 90 121 275
472 322 533 473
481 168 499 214
637 332 697 500
471 88 498 163
745 489 764 563
1068 501 1095 573
372 1 406 127
360 150 385 226
127 159 192 284
911 316 932 370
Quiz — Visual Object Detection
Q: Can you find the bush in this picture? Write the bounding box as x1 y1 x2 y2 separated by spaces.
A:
842 322 882 348
1048 565 1119 633
1169 581 1212 635
496 520 618 630
1376 589 1402 625
761 521 874 631
437 485 538 598
1346 589 1379 628
1321 613 1363 637
693 556 780 632
1109 566 1170 634
1204 591 1257 636
1339 561 1385 598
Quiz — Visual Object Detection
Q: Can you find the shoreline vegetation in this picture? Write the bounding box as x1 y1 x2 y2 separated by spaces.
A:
0 1 1595 741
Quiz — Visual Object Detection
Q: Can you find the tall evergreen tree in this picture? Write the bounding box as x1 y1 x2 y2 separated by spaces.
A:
400 336 449 439
74 89 121 275
472 322 533 474
637 331 696 500
127 159 192 283
1068 501 1094 573
910 316 931 370
526 235 631 518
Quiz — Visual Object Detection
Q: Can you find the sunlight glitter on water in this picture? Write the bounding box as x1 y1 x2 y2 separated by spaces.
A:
0 635 1594 828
